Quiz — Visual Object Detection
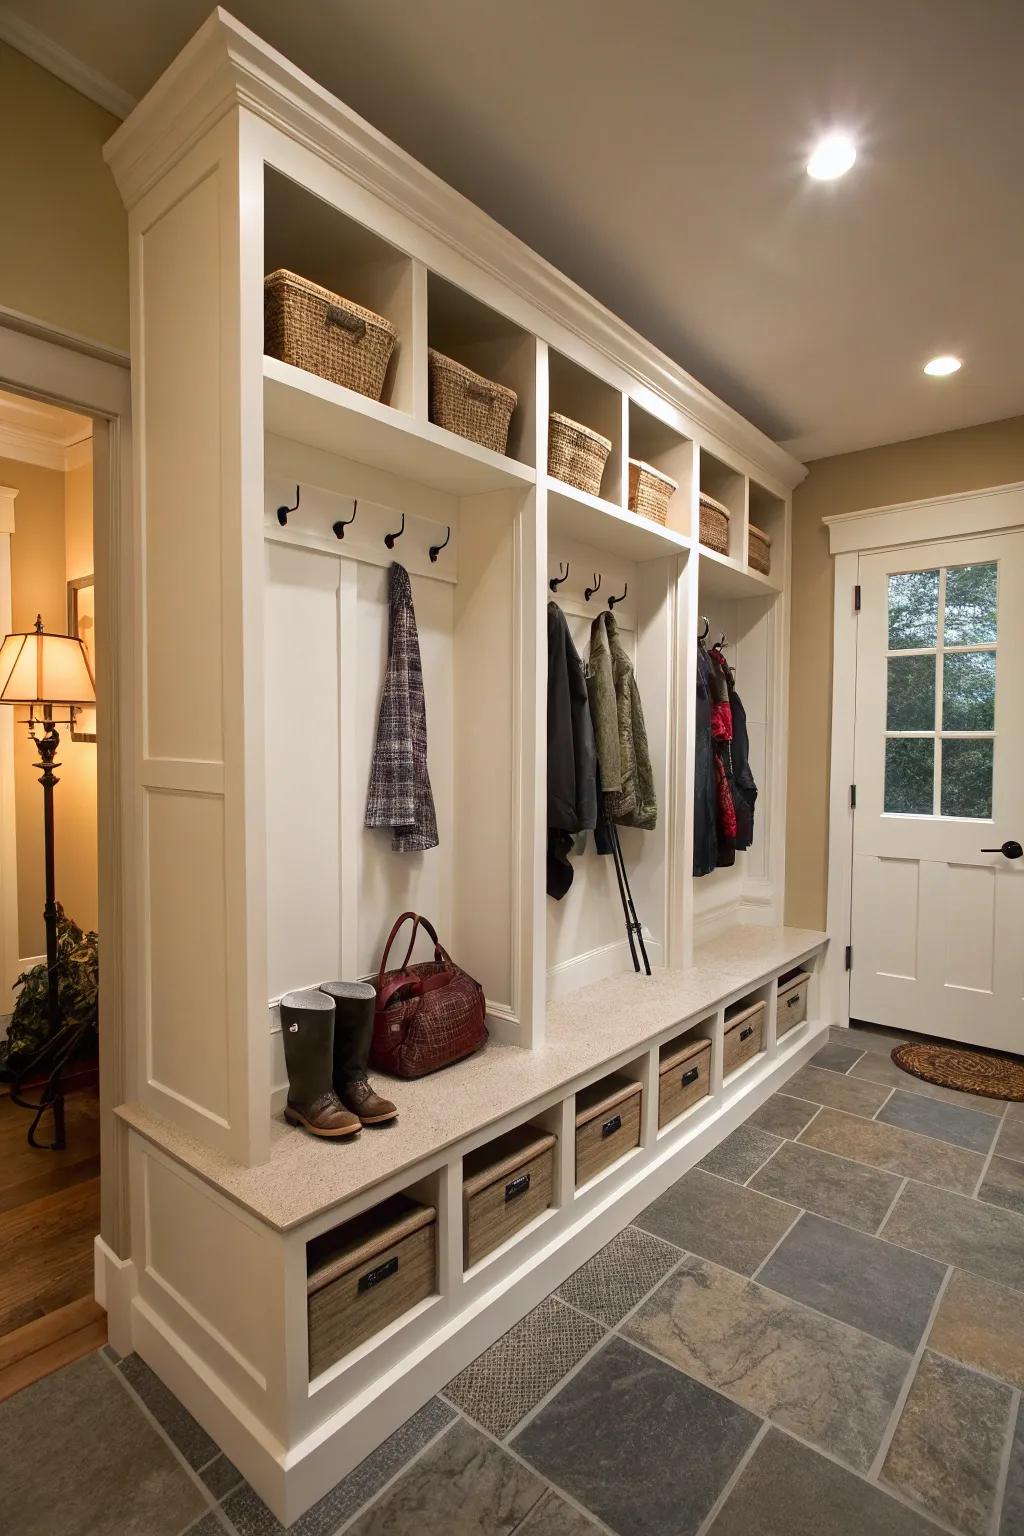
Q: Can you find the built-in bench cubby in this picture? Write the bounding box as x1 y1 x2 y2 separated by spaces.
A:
575 1072 643 1187
263 168 416 413
723 996 767 1078
776 968 811 1039
658 1023 714 1130
305 1191 438 1380
463 1122 557 1269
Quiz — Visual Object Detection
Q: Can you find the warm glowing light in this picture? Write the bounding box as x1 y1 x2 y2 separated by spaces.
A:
806 132 857 181
923 355 963 377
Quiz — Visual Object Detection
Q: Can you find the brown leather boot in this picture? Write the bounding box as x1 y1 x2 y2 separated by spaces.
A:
320 980 398 1125
280 991 361 1138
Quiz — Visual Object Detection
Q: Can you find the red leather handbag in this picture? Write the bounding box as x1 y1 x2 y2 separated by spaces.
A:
371 912 488 1078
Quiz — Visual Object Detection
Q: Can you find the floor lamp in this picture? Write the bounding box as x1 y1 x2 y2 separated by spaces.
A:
0 615 96 1148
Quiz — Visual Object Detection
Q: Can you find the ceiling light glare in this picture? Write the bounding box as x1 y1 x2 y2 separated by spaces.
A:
806 131 857 181
923 355 963 377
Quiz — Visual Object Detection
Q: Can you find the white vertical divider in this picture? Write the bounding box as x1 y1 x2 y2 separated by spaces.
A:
408 259 430 423
521 339 549 1045
337 558 360 981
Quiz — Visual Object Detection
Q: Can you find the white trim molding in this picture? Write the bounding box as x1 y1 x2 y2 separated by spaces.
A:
0 5 135 119
0 484 19 999
825 480 1024 556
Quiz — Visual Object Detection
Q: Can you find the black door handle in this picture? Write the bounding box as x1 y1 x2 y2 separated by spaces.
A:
981 840 1024 860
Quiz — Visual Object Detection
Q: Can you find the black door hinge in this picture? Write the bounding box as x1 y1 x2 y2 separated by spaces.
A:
845 944 853 971
854 584 862 611
850 783 857 809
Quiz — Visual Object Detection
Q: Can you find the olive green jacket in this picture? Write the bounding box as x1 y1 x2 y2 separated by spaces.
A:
587 611 657 830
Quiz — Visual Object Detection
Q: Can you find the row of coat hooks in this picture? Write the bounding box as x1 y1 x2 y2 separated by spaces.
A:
549 562 628 609
276 486 451 563
698 615 728 648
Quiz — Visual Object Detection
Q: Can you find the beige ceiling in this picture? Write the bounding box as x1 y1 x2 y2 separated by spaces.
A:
6 0 1023 461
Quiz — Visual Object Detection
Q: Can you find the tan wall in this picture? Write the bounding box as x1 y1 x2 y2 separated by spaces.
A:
0 44 128 351
5 453 97 957
785 414 1024 930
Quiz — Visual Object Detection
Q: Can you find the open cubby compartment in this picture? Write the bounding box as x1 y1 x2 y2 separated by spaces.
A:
748 478 787 584
693 565 778 938
656 1014 717 1136
548 349 625 505
461 1103 564 1280
304 1167 443 1388
573 1058 648 1193
426 272 537 467
545 525 679 999
264 166 417 413
773 948 823 1047
263 430 536 1084
722 984 771 1084
626 399 695 540
699 446 747 563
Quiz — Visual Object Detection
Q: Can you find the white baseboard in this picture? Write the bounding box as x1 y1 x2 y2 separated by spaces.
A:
545 936 664 1000
94 1236 138 1357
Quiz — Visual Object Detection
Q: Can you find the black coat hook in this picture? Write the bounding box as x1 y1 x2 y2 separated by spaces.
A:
549 561 570 593
699 615 710 641
607 582 628 609
332 498 357 539
584 572 602 602
384 512 405 549
429 525 451 563
277 485 300 527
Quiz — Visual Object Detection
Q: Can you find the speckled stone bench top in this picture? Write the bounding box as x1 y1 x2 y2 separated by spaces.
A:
117 925 827 1231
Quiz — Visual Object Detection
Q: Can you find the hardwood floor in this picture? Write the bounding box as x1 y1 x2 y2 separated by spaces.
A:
0 1086 103 1372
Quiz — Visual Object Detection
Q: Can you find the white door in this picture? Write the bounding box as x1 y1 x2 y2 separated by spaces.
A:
850 533 1024 1052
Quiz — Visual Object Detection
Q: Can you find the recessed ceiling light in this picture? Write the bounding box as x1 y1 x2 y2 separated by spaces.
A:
923 354 963 377
806 131 857 181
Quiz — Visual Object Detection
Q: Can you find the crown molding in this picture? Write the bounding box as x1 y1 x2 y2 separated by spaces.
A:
105 8 804 491
824 480 1024 555
0 5 135 120
0 484 18 534
0 390 93 472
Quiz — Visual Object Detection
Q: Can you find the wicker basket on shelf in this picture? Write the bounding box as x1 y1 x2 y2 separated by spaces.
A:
748 522 772 575
264 269 397 401
698 493 731 555
628 460 677 525
428 349 517 455
548 412 612 496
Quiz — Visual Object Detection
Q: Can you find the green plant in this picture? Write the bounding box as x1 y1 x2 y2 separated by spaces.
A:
0 907 98 1077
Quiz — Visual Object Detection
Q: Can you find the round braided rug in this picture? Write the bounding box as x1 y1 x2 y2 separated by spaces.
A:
891 1041 1024 1102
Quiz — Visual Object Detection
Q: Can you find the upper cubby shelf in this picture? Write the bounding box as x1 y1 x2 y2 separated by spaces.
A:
547 477 691 562
548 350 624 505
426 275 537 469
698 545 780 599
627 401 694 541
263 356 536 497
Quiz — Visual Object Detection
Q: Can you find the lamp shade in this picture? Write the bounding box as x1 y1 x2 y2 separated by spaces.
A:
0 617 95 706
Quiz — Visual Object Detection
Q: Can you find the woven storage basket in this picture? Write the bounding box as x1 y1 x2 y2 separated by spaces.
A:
699 493 730 555
748 522 772 575
428 349 517 455
264 268 397 401
628 460 677 525
548 412 612 496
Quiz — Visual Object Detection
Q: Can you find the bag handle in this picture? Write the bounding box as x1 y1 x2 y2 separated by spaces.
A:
377 911 442 988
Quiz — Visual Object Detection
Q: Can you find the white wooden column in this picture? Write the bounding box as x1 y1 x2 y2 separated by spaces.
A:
0 485 20 1002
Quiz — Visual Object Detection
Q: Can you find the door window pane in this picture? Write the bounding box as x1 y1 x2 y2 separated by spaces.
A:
887 654 935 731
944 562 998 645
885 738 934 814
940 739 994 819
888 569 939 649
943 651 996 731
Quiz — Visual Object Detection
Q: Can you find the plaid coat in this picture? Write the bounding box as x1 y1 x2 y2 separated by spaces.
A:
365 562 439 851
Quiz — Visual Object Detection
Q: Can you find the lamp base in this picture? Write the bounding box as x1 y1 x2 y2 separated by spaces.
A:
10 1017 97 1150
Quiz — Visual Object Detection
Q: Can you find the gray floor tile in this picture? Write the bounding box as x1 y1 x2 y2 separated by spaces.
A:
513 1334 760 1536
347 1419 543 1536
811 1042 865 1074
697 1124 782 1184
634 1168 798 1276
624 1256 910 1472
877 1089 1000 1153
0 1351 206 1536
222 1396 454 1536
996 1115 1024 1164
841 1023 911 1056
513 1490 603 1535
928 1268 1024 1390
1002 1401 1024 1536
186 1516 230 1536
756 1211 946 1351
556 1225 681 1326
850 1051 1007 1113
748 1138 902 1234
708 1425 946 1536
783 1064 891 1117
882 1350 1013 1536
118 1352 220 1470
744 1093 821 1140
445 1296 604 1438
799 1106 985 1195
200 1453 245 1500
979 1155 1024 1217
881 1181 1024 1293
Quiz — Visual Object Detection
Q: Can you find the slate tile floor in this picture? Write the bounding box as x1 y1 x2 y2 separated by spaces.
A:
4 1024 1024 1535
